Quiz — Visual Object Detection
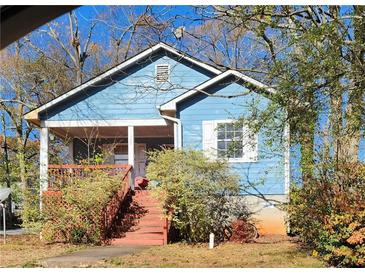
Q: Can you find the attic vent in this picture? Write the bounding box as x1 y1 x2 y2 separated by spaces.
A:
155 64 170 83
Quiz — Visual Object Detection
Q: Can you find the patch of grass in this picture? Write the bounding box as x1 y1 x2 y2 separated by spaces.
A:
97 235 325 268
0 234 86 267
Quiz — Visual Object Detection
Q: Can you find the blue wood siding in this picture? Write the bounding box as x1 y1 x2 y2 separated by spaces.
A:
177 77 286 195
40 51 214 121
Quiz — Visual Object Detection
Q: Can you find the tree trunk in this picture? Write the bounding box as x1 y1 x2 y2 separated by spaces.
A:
16 137 27 190
343 6 365 162
329 85 344 165
1 114 11 188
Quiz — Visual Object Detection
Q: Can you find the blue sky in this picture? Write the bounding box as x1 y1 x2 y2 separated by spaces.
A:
60 6 202 46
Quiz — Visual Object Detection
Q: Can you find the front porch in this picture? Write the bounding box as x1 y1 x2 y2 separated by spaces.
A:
37 119 174 246
39 120 176 192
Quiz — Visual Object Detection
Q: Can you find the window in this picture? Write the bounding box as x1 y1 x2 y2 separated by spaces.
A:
155 64 170 83
114 144 128 154
202 120 258 162
217 123 244 159
114 144 128 164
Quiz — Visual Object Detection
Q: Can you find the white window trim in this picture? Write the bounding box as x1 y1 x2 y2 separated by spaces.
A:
213 119 258 163
155 64 170 83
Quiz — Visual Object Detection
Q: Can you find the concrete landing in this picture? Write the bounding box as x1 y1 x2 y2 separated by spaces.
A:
41 245 148 267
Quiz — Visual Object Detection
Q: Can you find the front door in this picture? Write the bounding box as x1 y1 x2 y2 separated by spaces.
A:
134 144 147 177
112 143 146 177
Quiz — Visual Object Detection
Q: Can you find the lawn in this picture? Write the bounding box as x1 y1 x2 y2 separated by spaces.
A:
97 235 325 268
0 234 324 268
0 234 85 267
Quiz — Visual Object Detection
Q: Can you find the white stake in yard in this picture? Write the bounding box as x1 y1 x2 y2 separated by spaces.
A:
0 188 11 244
1 203 5 244
209 233 214 249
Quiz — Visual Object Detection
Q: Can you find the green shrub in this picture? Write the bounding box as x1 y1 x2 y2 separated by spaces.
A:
146 149 251 243
21 187 43 232
287 162 365 267
42 170 123 244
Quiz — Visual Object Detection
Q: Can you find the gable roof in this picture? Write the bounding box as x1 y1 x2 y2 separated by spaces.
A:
24 42 222 125
159 70 276 111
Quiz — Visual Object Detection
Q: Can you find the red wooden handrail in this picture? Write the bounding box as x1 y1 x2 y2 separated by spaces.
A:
102 165 132 241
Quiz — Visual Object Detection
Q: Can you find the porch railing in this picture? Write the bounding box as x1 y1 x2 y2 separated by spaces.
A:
48 164 131 189
43 164 133 243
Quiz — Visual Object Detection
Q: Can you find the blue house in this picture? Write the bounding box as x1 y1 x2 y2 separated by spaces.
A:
25 43 289 235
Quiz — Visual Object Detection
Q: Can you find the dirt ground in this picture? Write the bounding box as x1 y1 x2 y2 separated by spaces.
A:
0 234 85 267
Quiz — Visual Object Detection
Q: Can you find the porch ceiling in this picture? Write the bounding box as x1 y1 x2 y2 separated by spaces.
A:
51 125 173 139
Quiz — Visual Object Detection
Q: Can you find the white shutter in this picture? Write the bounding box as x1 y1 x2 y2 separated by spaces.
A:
242 125 258 162
202 121 217 159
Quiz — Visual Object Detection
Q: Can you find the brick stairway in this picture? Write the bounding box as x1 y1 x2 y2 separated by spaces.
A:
111 189 167 246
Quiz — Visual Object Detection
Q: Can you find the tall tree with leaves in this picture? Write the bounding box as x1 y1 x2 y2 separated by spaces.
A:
189 5 365 181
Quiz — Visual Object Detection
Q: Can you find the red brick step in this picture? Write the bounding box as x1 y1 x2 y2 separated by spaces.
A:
111 238 164 246
110 190 167 246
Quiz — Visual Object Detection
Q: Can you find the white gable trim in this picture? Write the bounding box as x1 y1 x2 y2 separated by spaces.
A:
24 42 221 123
41 119 168 128
160 70 276 111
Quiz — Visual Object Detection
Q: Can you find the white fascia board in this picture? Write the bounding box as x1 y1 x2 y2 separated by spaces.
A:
230 70 276 94
42 119 168 128
24 43 221 122
159 43 221 75
160 70 276 111
160 71 232 111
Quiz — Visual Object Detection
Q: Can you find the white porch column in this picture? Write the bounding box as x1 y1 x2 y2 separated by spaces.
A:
173 122 178 148
39 127 49 193
128 126 135 189
177 122 182 149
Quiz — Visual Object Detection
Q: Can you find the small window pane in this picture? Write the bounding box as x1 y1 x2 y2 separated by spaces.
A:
226 131 234 139
218 150 226 158
234 149 243 158
226 141 233 152
218 141 226 149
226 124 234 132
115 144 128 154
227 149 234 158
218 130 225 139
234 131 243 139
234 124 243 132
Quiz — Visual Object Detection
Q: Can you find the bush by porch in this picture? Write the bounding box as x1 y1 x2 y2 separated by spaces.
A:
41 165 131 244
146 149 253 243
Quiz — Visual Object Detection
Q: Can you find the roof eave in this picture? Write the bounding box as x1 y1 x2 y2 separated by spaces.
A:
24 110 41 127
23 42 221 120
159 70 276 111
